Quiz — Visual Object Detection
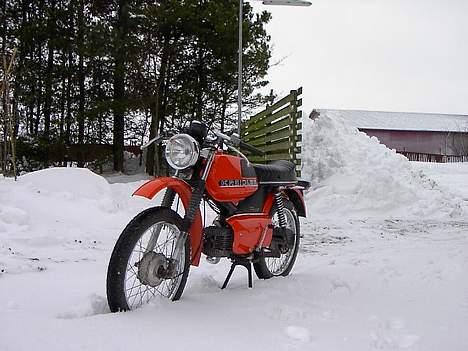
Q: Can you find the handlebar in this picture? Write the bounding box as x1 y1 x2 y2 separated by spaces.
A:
238 140 265 156
214 131 265 156
142 129 265 158
140 135 165 150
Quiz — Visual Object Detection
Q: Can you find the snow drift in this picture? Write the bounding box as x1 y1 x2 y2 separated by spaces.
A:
301 110 464 219
0 168 150 275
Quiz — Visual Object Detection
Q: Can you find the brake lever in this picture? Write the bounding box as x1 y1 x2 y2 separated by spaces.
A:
230 133 241 147
214 130 231 142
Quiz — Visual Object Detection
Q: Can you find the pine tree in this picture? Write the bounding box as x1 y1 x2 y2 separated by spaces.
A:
2 0 272 174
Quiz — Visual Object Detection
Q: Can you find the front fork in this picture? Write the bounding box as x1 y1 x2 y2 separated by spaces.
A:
147 150 215 257
144 188 177 253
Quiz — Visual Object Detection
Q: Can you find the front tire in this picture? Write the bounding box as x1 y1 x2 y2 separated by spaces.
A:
107 207 190 312
254 199 300 279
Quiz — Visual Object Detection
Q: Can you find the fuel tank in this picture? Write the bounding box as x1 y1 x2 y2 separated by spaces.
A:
205 153 258 203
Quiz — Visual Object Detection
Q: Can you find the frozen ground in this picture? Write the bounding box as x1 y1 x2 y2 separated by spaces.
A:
1 115 467 350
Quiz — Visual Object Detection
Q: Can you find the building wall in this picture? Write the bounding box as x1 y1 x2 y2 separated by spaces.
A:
360 129 468 155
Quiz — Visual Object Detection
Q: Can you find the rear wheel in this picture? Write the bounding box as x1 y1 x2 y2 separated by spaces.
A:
107 207 190 312
254 199 300 279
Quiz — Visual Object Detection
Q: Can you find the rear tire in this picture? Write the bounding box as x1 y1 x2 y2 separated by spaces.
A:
254 199 300 279
107 207 190 312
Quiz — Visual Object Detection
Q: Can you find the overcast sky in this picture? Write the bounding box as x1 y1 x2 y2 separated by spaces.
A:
250 0 468 115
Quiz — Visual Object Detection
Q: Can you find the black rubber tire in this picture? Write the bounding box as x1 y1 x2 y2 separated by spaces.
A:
253 199 300 279
106 207 190 312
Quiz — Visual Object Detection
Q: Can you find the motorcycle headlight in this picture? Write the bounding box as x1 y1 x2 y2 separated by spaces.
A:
165 134 199 170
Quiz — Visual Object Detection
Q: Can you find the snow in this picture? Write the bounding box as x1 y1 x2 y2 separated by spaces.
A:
301 112 466 219
1 115 468 350
412 162 468 201
319 109 468 132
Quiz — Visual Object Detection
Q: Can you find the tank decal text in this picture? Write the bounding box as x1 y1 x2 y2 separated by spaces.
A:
219 179 258 187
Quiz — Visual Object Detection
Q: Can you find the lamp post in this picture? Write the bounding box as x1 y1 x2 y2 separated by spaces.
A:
237 0 312 136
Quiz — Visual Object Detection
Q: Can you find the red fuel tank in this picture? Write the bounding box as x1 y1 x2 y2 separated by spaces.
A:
205 153 258 203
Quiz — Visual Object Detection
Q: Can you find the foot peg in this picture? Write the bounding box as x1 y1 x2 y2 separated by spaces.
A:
221 258 253 289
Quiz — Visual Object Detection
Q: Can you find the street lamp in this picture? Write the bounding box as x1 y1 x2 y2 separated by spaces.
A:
237 0 312 136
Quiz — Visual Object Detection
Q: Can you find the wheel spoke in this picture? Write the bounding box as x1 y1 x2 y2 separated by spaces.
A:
126 276 139 294
127 283 144 295
266 208 297 275
122 219 186 309
125 269 136 282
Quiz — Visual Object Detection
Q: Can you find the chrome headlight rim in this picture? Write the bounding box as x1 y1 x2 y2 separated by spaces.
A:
165 133 200 170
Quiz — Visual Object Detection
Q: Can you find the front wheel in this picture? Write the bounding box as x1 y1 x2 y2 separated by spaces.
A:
107 207 190 312
254 199 300 279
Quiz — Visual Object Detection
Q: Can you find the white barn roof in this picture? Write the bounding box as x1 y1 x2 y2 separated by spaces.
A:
320 109 468 133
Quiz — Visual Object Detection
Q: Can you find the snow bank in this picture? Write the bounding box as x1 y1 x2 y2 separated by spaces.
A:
20 168 112 201
0 168 158 240
14 167 151 216
0 168 152 274
301 111 464 219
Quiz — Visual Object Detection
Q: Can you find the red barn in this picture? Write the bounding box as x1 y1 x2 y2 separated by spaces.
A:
318 109 468 162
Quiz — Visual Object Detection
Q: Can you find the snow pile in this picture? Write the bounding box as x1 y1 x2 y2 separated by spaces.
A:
0 168 150 275
14 168 151 216
19 168 117 212
301 111 465 219
20 168 112 200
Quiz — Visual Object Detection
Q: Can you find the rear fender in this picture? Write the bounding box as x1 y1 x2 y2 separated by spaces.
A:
262 189 306 218
133 177 203 266
284 188 306 217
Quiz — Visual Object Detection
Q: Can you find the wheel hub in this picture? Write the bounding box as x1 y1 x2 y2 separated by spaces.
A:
137 252 168 287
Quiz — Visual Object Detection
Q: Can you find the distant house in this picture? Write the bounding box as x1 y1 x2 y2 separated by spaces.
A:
318 109 468 161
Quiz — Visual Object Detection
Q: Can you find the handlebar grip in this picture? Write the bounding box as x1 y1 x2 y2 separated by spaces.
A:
239 140 265 156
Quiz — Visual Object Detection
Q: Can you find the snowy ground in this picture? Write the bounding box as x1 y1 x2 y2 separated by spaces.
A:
412 162 468 201
1 164 467 351
1 115 467 350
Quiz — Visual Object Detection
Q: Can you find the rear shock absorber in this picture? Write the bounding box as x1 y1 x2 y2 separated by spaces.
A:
274 192 287 228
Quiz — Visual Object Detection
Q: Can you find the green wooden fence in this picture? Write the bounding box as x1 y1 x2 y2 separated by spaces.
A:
241 87 303 176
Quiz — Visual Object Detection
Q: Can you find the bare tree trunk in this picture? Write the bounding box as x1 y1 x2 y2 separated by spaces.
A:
43 46 53 140
113 0 129 172
146 36 170 176
1 49 18 178
145 100 159 176
77 0 85 167
43 0 55 143
65 46 73 145
59 53 66 141
43 41 54 167
34 42 43 136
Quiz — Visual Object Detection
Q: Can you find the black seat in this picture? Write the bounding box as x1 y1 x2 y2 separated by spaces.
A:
253 160 297 184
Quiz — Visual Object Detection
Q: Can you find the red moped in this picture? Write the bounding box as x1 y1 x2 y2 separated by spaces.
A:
107 120 309 311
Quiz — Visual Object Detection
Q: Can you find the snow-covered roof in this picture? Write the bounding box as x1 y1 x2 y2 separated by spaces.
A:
319 109 468 133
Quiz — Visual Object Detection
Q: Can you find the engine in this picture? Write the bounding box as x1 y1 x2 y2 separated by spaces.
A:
202 225 233 257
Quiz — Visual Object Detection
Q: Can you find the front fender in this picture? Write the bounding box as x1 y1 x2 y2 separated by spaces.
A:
133 177 203 266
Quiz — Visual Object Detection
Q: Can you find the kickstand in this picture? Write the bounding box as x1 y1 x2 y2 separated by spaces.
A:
221 258 253 289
